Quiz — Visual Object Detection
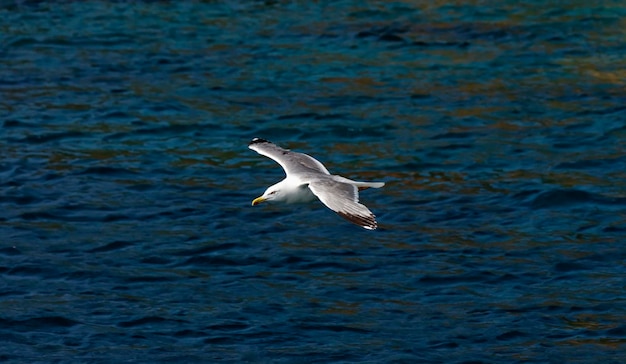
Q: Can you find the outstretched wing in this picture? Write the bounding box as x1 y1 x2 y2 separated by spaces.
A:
248 138 330 176
307 179 378 230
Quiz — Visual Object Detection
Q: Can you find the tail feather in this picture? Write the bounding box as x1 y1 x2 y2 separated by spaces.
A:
332 175 385 189
352 181 385 191
359 182 385 188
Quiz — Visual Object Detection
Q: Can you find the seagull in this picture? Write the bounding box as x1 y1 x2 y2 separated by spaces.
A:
248 138 385 230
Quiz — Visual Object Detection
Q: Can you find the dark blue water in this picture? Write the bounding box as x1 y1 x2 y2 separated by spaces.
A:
1 1 625 362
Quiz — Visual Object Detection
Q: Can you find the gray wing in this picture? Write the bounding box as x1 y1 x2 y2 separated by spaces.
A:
307 178 378 230
248 138 330 176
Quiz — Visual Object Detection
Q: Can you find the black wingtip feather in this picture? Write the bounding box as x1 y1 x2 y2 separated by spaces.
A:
337 212 378 230
249 137 271 146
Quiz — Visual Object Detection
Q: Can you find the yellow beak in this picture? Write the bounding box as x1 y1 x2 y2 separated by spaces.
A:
251 196 267 206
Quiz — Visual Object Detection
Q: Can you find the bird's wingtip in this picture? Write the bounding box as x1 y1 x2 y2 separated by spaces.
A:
249 137 271 146
336 211 378 230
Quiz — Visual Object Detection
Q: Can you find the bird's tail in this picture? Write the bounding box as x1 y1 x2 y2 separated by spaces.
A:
354 181 385 188
355 181 385 191
333 176 385 190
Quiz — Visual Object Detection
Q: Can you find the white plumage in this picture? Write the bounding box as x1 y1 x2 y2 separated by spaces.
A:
248 138 384 230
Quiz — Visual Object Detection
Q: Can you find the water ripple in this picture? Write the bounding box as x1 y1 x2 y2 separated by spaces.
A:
1 1 625 363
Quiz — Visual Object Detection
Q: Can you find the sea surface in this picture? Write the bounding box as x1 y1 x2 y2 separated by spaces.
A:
1 1 625 363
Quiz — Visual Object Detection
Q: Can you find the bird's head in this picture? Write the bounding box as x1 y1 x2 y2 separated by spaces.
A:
251 183 285 206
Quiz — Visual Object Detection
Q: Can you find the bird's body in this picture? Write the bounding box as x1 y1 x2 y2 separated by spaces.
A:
248 138 384 230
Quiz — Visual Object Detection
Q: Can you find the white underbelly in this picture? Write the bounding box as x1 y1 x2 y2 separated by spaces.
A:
285 185 317 204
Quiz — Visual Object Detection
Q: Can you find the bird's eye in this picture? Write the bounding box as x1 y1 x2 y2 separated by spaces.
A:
269 191 276 195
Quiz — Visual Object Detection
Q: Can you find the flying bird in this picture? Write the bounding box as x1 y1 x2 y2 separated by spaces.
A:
248 138 384 230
